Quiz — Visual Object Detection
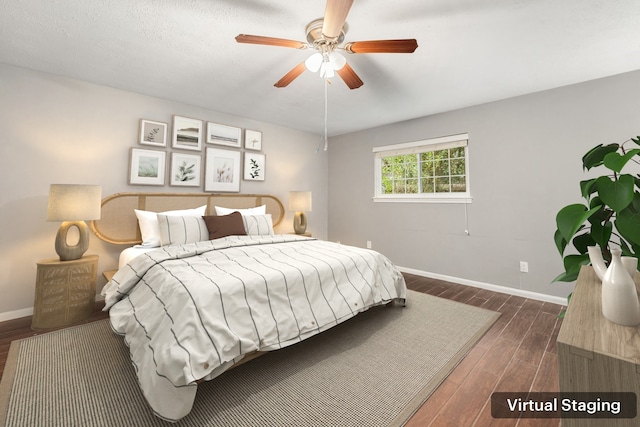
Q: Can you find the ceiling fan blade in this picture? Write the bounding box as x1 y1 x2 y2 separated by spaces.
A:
235 34 307 49
344 39 418 54
336 63 363 90
322 0 354 39
274 62 308 88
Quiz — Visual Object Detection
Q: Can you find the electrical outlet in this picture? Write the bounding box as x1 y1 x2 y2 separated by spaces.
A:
520 261 529 273
366 241 372 249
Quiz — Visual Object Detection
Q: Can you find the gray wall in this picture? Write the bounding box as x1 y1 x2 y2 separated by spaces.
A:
0 64 328 320
328 69 640 300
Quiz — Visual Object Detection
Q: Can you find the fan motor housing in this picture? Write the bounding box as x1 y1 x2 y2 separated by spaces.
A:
306 18 347 46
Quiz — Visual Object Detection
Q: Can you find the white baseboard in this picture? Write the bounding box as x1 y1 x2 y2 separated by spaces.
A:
0 307 33 323
398 266 567 306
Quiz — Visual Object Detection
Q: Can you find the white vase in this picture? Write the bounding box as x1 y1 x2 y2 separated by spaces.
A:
601 249 640 326
587 246 607 281
622 256 638 279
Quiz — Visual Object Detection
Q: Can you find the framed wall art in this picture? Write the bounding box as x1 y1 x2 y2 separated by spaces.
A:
170 152 201 187
139 119 168 147
207 122 242 148
243 152 265 181
244 129 262 151
172 115 203 151
129 148 166 186
204 147 241 192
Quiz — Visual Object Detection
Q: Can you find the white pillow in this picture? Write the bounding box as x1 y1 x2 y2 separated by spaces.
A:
157 214 209 246
134 205 206 247
242 214 274 236
215 205 266 216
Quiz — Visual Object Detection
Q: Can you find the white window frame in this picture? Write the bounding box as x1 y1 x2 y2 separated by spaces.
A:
373 133 472 203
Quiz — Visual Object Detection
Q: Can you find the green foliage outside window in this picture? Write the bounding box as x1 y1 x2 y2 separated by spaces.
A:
381 147 466 195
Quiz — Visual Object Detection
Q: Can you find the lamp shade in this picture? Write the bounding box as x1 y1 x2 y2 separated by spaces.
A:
305 51 346 77
47 184 102 222
289 191 312 212
305 52 323 73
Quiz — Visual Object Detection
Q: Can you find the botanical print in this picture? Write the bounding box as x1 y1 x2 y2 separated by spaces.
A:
139 119 167 147
248 158 260 178
138 155 159 177
129 148 165 186
214 156 234 182
170 153 201 187
175 161 195 182
244 129 262 151
204 147 240 192
243 152 265 181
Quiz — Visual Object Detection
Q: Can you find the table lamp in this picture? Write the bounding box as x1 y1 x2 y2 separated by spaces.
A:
289 191 312 234
46 184 102 261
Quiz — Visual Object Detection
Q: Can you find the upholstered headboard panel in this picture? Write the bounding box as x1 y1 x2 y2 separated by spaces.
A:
90 192 285 245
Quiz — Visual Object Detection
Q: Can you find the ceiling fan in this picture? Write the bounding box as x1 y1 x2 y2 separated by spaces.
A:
235 0 418 90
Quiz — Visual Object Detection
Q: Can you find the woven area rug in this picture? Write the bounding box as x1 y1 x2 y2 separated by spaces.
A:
0 290 499 427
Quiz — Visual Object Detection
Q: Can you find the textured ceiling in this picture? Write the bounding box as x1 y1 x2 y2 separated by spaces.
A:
2 0 640 136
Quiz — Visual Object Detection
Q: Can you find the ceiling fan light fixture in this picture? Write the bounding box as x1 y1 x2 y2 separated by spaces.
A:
306 51 345 78
319 61 335 78
328 51 346 70
305 52 323 72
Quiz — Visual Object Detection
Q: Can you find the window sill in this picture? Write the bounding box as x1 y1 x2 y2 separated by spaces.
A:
372 196 473 204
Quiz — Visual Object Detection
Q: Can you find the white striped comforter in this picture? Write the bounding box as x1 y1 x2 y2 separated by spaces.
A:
101 235 407 421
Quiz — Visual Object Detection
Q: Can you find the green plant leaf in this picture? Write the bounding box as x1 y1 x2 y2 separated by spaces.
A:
632 136 640 147
553 254 590 283
582 143 619 170
589 219 613 248
555 204 602 243
603 149 640 173
595 175 635 212
552 270 578 283
580 178 597 200
631 191 640 213
565 253 590 276
572 233 596 254
587 198 611 225
557 292 573 318
554 229 567 256
616 207 640 247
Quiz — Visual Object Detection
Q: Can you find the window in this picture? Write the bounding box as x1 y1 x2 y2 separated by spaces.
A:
373 133 471 203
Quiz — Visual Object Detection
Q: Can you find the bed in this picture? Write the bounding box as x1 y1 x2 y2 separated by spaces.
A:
93 193 407 421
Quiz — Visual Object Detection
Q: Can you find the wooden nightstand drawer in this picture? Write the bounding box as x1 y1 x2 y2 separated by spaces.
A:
32 255 98 329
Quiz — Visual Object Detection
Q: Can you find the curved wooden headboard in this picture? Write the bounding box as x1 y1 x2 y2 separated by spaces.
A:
90 192 286 245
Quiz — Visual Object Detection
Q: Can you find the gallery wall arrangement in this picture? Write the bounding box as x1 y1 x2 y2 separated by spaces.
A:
130 115 265 192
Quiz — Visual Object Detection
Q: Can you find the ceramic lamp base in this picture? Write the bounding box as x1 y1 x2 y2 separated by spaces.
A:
55 220 89 261
293 212 307 234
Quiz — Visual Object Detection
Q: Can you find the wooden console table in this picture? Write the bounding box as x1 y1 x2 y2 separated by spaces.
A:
557 266 640 426
32 255 98 329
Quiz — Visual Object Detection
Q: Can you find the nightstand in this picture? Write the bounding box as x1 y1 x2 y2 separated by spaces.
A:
103 270 117 282
32 255 98 330
289 232 312 237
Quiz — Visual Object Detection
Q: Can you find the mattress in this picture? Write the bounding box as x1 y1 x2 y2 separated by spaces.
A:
117 246 156 269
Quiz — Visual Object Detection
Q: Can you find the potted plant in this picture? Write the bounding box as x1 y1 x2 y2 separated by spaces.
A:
554 137 640 283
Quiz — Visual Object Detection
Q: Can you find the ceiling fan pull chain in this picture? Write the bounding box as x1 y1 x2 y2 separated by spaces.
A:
324 78 329 151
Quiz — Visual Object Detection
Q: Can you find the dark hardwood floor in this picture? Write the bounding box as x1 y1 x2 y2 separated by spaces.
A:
0 273 564 426
403 273 564 427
